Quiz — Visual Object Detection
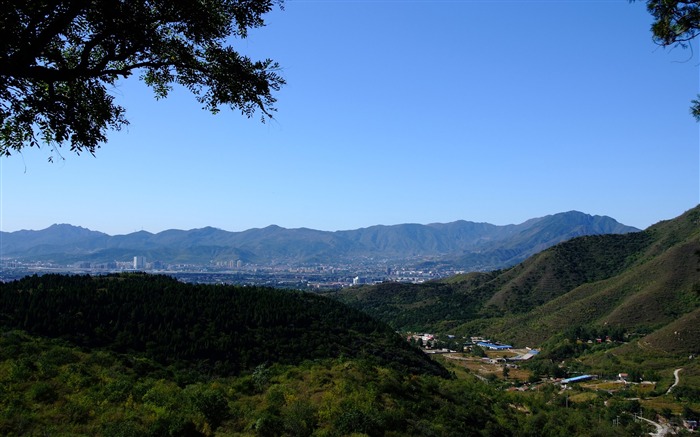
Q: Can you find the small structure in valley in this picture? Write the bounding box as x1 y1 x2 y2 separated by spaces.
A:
476 341 513 350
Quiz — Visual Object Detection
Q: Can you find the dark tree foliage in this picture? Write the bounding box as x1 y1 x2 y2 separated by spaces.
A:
638 0 700 119
334 281 488 332
0 0 284 158
644 0 700 46
0 273 447 378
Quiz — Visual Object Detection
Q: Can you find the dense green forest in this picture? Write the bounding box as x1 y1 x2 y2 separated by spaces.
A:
0 273 445 379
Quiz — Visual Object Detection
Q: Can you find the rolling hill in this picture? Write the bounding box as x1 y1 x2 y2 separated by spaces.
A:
0 273 447 378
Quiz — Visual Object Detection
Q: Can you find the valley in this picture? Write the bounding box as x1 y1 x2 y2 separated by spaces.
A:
0 206 698 435
328 205 700 434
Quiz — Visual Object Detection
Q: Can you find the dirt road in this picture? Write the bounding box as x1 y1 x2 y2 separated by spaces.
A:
666 368 681 395
637 416 673 437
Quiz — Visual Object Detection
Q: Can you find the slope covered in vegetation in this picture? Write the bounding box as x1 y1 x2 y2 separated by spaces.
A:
0 273 446 378
333 206 700 356
0 329 651 436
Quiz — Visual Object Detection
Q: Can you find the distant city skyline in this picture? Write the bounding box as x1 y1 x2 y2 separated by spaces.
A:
1 1 698 235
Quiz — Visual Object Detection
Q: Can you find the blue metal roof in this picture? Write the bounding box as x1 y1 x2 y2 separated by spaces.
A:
476 342 513 349
561 374 594 384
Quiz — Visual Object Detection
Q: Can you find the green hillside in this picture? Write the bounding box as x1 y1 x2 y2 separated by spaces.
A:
0 274 658 436
490 206 700 348
333 205 700 357
0 273 446 379
0 328 655 436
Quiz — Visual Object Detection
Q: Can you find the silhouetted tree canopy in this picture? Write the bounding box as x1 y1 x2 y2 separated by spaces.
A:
0 0 285 159
640 0 700 119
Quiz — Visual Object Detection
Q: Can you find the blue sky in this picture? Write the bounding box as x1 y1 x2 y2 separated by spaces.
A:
1 0 699 235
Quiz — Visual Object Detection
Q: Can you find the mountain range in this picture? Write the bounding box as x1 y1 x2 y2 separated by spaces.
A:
0 211 638 270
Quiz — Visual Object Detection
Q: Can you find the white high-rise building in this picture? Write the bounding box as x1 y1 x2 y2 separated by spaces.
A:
133 256 146 269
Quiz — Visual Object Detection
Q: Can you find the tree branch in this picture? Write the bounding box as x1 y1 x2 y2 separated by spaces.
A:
19 0 88 68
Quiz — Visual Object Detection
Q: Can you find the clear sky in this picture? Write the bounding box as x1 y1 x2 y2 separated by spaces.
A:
1 0 699 235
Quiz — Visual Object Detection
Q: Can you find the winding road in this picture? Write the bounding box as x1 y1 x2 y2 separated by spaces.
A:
638 416 673 437
666 368 682 395
634 368 683 436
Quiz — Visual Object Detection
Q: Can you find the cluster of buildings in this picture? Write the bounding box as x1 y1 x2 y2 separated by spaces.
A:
2 250 474 290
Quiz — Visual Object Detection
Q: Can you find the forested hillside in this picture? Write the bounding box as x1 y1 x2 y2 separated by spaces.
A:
0 273 657 436
0 328 653 436
333 206 700 354
0 273 446 378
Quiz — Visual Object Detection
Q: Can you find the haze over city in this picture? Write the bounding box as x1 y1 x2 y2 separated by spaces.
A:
1 0 698 235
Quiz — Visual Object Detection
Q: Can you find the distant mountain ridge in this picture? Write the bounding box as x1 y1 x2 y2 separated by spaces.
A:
0 211 639 269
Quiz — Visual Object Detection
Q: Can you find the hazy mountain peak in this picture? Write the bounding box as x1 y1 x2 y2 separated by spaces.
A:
1 211 640 270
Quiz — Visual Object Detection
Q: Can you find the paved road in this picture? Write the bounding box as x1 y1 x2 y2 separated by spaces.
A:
638 416 673 437
666 368 682 395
